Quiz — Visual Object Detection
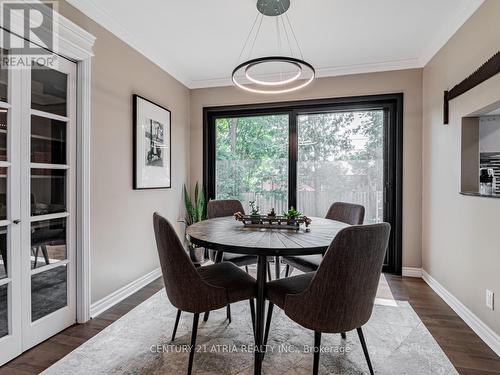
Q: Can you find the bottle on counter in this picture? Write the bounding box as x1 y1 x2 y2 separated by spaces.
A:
480 168 494 195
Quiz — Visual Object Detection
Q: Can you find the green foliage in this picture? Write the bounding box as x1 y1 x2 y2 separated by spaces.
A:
283 207 302 220
249 200 260 216
215 115 288 206
214 110 384 223
183 182 206 226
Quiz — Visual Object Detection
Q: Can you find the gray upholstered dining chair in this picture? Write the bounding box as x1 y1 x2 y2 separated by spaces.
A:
263 223 391 375
204 199 273 323
153 213 257 375
282 202 365 276
206 199 258 271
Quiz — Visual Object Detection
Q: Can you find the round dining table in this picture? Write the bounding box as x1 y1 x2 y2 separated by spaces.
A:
186 216 349 375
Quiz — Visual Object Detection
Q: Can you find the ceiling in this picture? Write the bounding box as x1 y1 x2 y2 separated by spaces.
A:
66 0 484 89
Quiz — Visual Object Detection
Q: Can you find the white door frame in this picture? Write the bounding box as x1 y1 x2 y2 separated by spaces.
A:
0 3 94 365
56 9 96 324
18 2 97 323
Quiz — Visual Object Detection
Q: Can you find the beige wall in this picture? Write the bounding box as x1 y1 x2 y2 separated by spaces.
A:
190 69 423 268
422 0 500 334
59 2 190 303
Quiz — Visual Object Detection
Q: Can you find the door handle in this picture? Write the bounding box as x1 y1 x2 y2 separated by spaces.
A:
13 219 20 224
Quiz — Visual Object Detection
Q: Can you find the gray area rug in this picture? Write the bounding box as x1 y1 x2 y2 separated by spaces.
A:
43 289 457 375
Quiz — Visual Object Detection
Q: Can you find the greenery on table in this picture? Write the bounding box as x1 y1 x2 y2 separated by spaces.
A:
249 200 260 217
283 207 302 221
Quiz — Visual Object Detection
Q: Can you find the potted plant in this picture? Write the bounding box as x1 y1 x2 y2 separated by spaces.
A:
283 207 302 226
249 201 261 224
181 182 206 264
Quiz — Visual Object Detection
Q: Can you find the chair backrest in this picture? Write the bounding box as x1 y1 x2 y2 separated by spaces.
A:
325 202 365 225
153 213 226 312
284 223 390 333
207 199 244 219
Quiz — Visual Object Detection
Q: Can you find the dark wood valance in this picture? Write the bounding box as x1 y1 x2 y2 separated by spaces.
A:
443 51 500 124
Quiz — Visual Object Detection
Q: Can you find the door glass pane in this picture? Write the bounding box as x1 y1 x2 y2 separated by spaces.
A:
0 49 8 103
0 168 6 221
0 284 7 338
31 68 67 116
0 109 7 162
31 116 67 164
31 169 66 216
297 111 384 223
31 265 67 322
215 115 288 214
31 218 66 269
0 226 7 279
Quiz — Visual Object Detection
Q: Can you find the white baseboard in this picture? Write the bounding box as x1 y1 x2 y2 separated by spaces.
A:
90 268 162 318
402 267 422 277
422 270 500 357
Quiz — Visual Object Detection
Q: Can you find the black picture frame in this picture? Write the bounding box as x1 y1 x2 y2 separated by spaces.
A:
133 94 172 190
203 93 403 275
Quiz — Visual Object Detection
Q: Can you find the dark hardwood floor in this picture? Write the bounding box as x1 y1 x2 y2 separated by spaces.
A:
1 275 499 374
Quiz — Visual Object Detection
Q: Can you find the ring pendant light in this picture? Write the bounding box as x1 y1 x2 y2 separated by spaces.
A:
232 0 315 94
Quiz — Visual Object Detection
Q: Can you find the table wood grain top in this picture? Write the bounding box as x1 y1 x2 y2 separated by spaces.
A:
186 216 349 256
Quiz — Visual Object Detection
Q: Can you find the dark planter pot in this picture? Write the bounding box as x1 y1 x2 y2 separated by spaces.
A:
189 245 207 265
251 215 261 224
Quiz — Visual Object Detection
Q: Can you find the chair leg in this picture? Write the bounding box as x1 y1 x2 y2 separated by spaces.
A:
226 304 232 323
357 327 374 375
33 246 40 268
284 264 291 277
263 302 273 346
245 265 249 273
341 332 347 339
274 256 280 279
187 313 200 375
267 261 272 280
171 309 182 341
203 311 210 322
313 331 321 375
215 250 224 263
41 245 50 265
249 299 256 337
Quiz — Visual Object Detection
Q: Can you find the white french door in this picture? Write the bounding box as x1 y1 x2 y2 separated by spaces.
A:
0 38 77 364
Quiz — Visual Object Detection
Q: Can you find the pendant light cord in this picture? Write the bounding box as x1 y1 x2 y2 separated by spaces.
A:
280 14 293 57
237 12 260 64
278 0 304 60
284 10 304 60
248 14 264 60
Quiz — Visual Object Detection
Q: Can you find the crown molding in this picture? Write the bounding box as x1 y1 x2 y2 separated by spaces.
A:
66 0 192 88
419 0 484 66
67 0 484 89
5 0 96 60
189 57 422 89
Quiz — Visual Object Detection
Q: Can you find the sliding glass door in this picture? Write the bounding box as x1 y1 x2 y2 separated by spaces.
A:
297 110 384 223
214 115 289 214
205 95 402 274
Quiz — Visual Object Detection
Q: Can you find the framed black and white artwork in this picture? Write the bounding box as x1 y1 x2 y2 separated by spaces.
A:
133 95 171 189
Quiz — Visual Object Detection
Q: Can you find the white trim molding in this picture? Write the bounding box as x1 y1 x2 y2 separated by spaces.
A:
66 0 483 89
90 268 163 318
65 0 191 87
16 1 97 323
402 267 422 278
76 56 93 323
422 270 500 357
188 57 422 89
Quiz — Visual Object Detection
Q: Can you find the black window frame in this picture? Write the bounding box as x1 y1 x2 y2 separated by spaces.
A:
203 93 403 275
